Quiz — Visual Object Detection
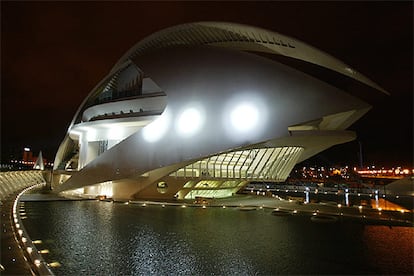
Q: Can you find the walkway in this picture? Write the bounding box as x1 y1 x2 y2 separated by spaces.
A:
0 170 47 275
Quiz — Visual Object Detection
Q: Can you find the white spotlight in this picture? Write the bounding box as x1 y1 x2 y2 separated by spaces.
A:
230 103 259 132
177 108 203 136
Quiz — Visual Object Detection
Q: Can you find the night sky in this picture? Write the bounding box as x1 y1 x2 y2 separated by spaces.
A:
1 2 412 167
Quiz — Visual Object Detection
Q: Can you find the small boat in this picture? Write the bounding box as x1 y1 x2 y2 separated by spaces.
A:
238 206 256 211
271 209 291 216
310 214 338 223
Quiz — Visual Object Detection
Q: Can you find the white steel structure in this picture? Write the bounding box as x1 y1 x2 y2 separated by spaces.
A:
52 22 385 200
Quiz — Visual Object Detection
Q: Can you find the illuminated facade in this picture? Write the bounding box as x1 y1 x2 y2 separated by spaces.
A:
52 22 386 200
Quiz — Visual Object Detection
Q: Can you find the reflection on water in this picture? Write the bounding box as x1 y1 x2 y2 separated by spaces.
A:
363 226 414 275
23 201 413 275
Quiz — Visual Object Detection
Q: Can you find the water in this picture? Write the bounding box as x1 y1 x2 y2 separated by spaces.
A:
22 200 413 275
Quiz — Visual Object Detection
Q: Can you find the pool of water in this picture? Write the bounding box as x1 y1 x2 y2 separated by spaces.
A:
22 200 413 275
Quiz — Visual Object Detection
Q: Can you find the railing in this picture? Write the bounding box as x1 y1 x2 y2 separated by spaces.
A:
0 171 45 201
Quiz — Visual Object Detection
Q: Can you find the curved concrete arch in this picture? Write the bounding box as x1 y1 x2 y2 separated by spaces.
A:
111 22 388 94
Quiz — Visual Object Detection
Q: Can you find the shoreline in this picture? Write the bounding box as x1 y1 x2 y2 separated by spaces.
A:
21 192 413 227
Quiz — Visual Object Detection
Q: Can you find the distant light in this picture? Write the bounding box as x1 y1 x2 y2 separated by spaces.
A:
39 249 49 254
24 148 30 152
27 247 33 254
345 67 355 74
34 259 41 266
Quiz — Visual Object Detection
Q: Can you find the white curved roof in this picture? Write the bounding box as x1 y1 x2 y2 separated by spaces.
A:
111 21 388 94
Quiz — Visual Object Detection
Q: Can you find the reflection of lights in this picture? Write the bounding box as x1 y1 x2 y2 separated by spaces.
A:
230 103 259 132
142 110 171 142
176 107 204 137
48 262 61 268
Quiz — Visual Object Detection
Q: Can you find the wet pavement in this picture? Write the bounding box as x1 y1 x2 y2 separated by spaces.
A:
1 192 34 275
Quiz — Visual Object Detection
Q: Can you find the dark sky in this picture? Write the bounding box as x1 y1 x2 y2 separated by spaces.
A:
1 1 412 167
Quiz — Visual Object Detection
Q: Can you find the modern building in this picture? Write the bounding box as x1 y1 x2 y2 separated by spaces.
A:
52 22 386 200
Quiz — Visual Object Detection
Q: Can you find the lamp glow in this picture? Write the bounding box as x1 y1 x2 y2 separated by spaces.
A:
176 108 203 136
230 103 259 132
142 110 170 142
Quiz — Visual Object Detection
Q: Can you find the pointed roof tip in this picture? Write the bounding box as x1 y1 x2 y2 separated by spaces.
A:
34 150 45 170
